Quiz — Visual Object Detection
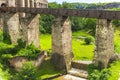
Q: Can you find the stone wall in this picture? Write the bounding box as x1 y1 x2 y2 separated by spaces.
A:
94 19 114 68
51 16 73 72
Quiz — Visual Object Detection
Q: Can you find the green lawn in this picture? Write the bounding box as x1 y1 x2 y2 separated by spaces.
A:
39 31 94 79
40 31 94 60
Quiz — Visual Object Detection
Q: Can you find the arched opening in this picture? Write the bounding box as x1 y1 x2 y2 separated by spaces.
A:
1 3 7 7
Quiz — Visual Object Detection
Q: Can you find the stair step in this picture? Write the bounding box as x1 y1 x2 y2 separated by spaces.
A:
68 68 88 79
71 60 92 70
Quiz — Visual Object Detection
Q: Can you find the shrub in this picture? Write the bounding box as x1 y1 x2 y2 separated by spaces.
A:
0 63 11 80
84 36 94 45
88 69 111 80
109 61 120 80
17 43 40 59
13 62 40 80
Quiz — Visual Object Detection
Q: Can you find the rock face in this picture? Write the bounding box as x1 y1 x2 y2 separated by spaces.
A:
94 19 114 68
51 16 74 72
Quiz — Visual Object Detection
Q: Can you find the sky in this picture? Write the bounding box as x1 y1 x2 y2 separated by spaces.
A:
48 0 120 4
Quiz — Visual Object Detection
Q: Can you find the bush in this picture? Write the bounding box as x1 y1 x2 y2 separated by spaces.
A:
88 69 111 80
84 36 94 45
17 43 40 59
109 61 120 80
0 63 11 80
13 62 40 80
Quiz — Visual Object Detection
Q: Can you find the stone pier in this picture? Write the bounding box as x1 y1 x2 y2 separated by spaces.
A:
51 16 73 72
19 0 40 48
3 0 20 44
0 14 3 30
94 19 114 68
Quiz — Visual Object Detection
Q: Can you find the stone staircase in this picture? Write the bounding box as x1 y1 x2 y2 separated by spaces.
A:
68 60 92 79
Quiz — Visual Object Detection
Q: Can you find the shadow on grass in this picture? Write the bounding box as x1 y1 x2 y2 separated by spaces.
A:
39 59 64 79
80 43 93 45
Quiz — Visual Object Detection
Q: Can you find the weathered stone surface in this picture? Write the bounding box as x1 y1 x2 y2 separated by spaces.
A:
51 16 73 72
0 14 3 30
93 19 114 68
109 54 120 63
18 0 40 48
9 51 47 71
20 14 40 48
3 12 20 44
1 0 20 44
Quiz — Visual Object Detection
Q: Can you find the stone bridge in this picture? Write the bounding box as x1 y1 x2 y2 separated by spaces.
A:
0 0 119 72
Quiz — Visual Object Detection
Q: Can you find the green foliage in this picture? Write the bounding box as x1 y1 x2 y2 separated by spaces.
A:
89 70 101 80
40 2 97 34
0 30 3 42
113 20 120 27
88 69 111 80
40 32 94 60
17 43 40 59
0 42 14 55
84 36 94 45
48 2 62 8
3 32 11 44
39 59 63 79
114 29 120 54
114 42 120 53
0 63 11 80
0 39 26 55
109 61 120 80
13 62 40 80
39 14 54 33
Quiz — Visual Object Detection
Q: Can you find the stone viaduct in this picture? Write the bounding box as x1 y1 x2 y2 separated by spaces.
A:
0 0 120 72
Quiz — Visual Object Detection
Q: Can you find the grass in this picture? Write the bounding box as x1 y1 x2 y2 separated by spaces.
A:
114 29 120 53
0 29 120 79
109 61 120 80
72 39 94 60
40 34 52 51
39 31 94 79
38 59 63 79
40 31 94 60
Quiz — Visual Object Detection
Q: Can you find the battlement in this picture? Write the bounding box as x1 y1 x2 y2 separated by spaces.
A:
0 0 48 8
